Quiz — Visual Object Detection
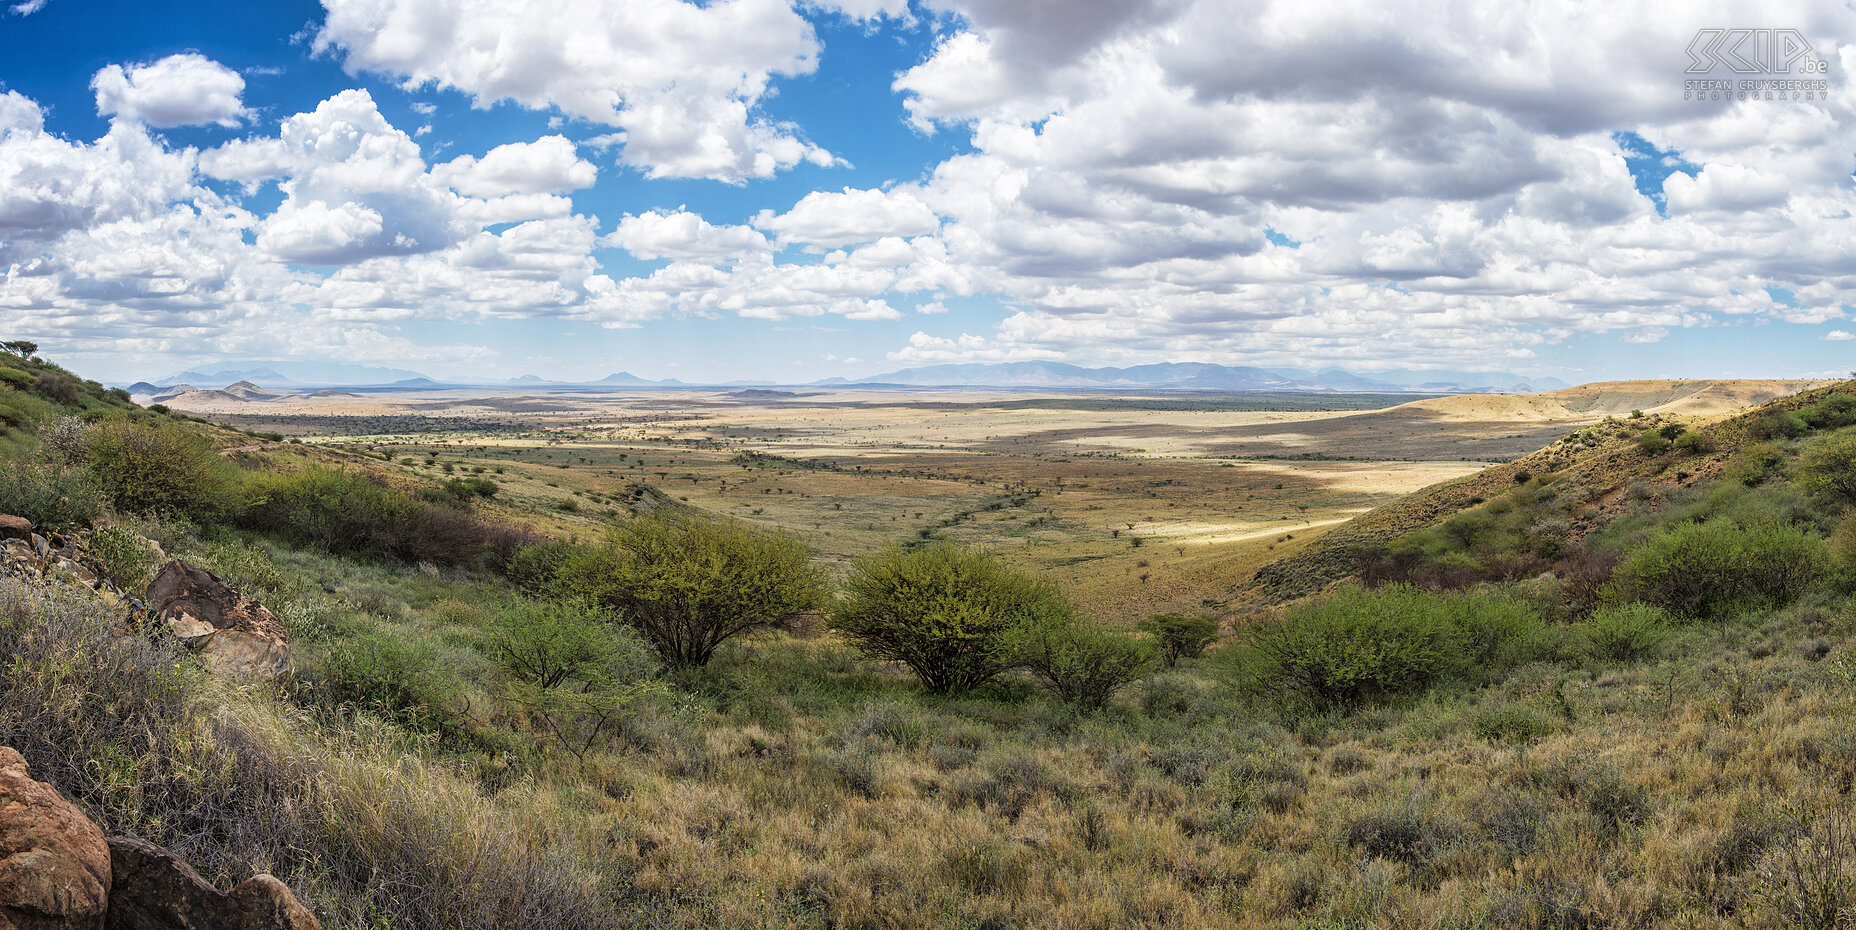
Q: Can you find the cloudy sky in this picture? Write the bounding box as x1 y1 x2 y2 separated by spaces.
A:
2 0 1854 384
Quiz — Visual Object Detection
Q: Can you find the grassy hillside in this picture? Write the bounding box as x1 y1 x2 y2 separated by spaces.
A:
1251 381 1856 603
7 355 1856 928
0 344 140 455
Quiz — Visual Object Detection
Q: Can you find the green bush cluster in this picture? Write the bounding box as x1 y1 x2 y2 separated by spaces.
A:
81 417 240 520
998 617 1156 712
314 627 468 741
240 467 532 569
434 476 500 502
0 457 103 529
1236 584 1552 711
1797 431 1856 507
1366 478 1577 586
1609 518 1825 621
1581 602 1670 662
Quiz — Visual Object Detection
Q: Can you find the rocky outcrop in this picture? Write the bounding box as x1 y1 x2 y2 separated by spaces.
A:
0 746 320 930
0 747 111 930
105 838 320 930
0 519 136 608
0 514 32 542
144 562 291 681
0 526 287 683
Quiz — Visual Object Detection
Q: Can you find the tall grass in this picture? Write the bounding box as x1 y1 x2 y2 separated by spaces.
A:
0 577 660 929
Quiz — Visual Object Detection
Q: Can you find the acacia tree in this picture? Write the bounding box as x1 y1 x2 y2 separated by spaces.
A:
999 617 1157 711
830 542 1071 694
1 340 37 358
557 513 826 668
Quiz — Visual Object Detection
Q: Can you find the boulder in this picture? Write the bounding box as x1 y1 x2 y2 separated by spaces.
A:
104 837 320 930
0 515 31 542
0 747 111 930
144 562 291 681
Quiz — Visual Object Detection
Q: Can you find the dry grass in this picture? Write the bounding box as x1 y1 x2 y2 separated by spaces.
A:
73 379 1854 929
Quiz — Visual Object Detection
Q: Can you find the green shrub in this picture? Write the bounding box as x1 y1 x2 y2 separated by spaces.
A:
1238 585 1548 711
1139 612 1220 664
436 476 499 501
998 616 1157 712
32 372 80 406
1800 394 1856 430
315 627 464 739
488 598 662 758
831 542 1071 694
85 525 162 592
1723 442 1788 487
1582 603 1670 662
0 368 31 389
1673 432 1714 455
82 417 237 520
0 458 103 529
1751 410 1808 440
1830 515 1856 591
1638 431 1671 455
240 467 531 568
489 598 634 689
1610 519 1827 621
1798 431 1856 507
557 514 825 668
505 539 580 595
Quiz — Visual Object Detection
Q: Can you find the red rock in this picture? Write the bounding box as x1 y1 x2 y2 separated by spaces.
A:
0 515 31 542
0 747 111 930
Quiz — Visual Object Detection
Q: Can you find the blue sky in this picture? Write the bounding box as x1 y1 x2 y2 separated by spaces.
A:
2 0 1855 385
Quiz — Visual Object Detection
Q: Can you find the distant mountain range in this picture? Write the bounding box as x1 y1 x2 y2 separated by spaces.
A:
146 362 428 387
124 361 1568 395
844 362 1568 394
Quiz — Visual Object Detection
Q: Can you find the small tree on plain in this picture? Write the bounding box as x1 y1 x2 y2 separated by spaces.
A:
558 513 826 668
1138 613 1220 664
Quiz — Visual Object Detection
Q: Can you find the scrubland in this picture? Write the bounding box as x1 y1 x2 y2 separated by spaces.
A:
7 348 1856 929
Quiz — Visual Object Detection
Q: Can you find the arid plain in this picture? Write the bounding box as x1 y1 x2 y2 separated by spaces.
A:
171 378 1824 620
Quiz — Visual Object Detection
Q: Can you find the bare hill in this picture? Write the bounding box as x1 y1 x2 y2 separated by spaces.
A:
1394 379 1828 423
153 389 246 406
221 380 278 400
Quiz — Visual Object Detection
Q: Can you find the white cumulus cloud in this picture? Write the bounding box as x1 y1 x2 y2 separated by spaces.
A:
91 53 247 128
434 136 597 197
604 210 771 263
756 186 941 249
313 0 837 181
